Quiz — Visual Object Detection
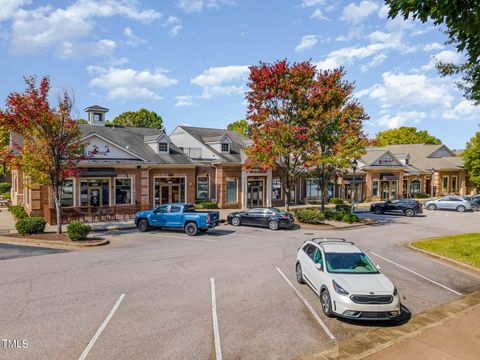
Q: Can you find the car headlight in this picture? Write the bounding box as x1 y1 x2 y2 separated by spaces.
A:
332 280 349 296
393 287 398 296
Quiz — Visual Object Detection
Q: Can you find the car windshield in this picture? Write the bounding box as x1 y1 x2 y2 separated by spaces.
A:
325 252 379 274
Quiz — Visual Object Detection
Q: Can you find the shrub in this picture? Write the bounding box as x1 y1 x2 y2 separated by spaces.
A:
67 221 91 241
15 217 46 235
323 209 335 220
294 208 325 224
342 213 359 224
0 182 11 193
9 205 28 220
1 192 11 199
332 210 347 221
329 197 345 205
194 201 219 209
412 193 430 199
335 204 352 214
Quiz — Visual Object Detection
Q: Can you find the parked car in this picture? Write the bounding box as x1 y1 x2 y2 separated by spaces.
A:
424 196 473 212
370 199 423 217
227 207 294 230
460 196 479 211
296 238 401 320
135 203 220 236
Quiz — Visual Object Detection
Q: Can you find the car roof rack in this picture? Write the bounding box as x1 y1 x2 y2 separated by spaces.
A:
311 238 355 245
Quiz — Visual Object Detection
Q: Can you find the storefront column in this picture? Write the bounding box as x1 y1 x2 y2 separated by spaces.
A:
141 169 150 210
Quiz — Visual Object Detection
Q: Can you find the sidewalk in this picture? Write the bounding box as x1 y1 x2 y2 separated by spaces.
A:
0 208 15 234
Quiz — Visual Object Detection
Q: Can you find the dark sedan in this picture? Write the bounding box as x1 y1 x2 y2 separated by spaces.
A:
227 208 294 230
461 196 479 211
370 199 423 217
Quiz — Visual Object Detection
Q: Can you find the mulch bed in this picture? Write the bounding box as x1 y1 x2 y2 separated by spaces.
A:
3 232 104 244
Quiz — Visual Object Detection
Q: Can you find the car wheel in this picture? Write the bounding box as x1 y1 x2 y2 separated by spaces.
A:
296 262 306 285
374 207 383 214
405 209 415 217
185 222 199 236
457 205 466 213
472 205 479 212
320 289 334 318
231 217 241 226
137 219 149 232
428 204 436 211
268 220 279 230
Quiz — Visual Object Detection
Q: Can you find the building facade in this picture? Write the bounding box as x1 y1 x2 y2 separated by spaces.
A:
10 106 475 224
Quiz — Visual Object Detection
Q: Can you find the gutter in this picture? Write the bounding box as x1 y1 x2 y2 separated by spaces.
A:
211 161 222 203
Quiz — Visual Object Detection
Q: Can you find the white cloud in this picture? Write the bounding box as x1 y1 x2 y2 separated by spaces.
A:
176 0 235 13
86 65 178 100
377 111 427 129
175 95 195 107
361 53 387 72
424 42 444 52
124 27 146 46
377 4 389 18
191 65 249 99
58 38 116 59
342 1 379 24
421 50 461 71
295 35 319 53
358 71 454 109
0 0 30 21
442 100 478 120
301 0 335 21
7 0 160 58
163 16 182 37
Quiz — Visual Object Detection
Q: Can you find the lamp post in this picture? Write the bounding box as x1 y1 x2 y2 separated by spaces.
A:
429 168 435 198
351 159 358 213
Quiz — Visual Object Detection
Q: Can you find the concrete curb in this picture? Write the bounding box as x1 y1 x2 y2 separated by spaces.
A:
304 291 480 360
407 241 480 278
0 235 110 250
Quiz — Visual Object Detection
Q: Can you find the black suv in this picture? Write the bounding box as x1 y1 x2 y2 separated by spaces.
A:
461 195 480 211
370 199 423 217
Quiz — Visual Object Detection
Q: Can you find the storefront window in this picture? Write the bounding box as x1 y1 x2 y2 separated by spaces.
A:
197 176 209 200
391 180 398 199
154 177 186 206
372 180 379 196
451 176 458 192
443 176 449 192
272 179 282 200
306 179 321 198
403 180 408 196
61 179 74 207
226 178 237 203
115 178 132 205
80 179 110 207
410 180 421 194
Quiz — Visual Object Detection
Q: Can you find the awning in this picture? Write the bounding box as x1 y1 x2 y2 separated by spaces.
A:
343 179 366 185
380 173 398 181
79 168 117 177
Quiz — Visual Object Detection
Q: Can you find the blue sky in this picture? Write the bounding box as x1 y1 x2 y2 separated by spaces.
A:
0 0 478 149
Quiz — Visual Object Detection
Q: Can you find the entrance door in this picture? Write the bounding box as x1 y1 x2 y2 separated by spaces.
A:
426 179 432 195
88 187 102 207
247 180 264 208
381 181 390 200
160 185 181 204
160 186 169 204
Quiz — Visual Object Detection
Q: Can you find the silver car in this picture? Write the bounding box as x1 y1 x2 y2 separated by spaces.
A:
424 196 473 212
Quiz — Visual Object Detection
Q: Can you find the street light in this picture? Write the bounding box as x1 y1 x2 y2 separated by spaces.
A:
428 168 435 198
351 158 358 213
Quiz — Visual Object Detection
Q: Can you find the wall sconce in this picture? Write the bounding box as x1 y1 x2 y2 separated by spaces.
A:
189 182 193 187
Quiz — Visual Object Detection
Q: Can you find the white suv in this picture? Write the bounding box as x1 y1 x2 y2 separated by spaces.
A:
295 238 401 320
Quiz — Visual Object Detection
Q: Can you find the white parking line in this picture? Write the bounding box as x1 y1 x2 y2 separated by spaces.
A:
370 252 463 296
275 267 336 341
79 293 126 360
210 278 223 360
160 234 218 243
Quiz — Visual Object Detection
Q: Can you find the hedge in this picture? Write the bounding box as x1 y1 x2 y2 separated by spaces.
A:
328 197 345 205
412 193 430 199
342 213 359 224
67 221 91 241
294 208 325 224
15 217 46 235
194 201 219 209
335 204 352 214
9 205 28 220
0 182 11 193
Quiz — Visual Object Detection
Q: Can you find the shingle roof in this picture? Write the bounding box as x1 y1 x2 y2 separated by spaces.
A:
177 126 249 163
79 124 194 165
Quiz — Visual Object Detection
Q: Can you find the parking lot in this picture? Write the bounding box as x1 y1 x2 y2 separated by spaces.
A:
1 209 479 360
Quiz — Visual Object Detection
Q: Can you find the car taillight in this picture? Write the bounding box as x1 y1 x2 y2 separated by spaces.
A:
206 215 210 222
281 215 289 219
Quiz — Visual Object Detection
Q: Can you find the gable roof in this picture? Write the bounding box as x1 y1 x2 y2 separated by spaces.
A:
361 149 405 169
84 105 109 112
79 124 194 165
175 125 250 163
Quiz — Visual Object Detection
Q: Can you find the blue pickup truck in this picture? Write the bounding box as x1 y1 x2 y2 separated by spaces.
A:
134 203 220 236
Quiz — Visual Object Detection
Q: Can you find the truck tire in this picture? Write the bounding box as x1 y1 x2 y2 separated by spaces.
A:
185 222 199 236
137 219 149 232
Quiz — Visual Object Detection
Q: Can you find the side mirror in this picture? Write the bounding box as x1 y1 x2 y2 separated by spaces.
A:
376 264 381 271
314 263 323 271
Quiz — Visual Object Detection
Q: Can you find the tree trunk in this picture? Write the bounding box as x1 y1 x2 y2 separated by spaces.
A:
283 175 291 212
53 187 62 234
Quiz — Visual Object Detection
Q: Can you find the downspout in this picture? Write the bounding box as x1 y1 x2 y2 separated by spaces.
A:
211 162 220 203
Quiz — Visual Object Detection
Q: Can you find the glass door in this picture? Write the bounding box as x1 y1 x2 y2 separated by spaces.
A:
160 186 169 204
88 187 102 207
381 181 390 200
171 185 180 203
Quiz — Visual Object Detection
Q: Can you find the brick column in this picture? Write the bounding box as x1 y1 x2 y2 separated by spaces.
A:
141 169 150 210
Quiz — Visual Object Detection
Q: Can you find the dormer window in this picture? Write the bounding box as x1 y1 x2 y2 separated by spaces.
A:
158 142 169 153
221 143 230 153
93 113 103 122
405 158 409 165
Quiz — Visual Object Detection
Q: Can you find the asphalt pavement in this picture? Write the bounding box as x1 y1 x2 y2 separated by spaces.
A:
0 209 479 360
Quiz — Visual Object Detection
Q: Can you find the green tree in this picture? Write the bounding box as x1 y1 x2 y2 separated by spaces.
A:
227 119 250 137
110 108 163 128
463 131 480 190
385 0 480 104
374 127 442 146
76 118 88 124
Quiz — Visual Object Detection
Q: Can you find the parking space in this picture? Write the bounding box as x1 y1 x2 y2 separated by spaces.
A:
0 243 69 260
1 210 479 359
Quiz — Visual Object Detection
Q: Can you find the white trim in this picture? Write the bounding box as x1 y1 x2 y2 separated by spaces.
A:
220 143 230 153
60 178 77 207
196 175 210 201
153 175 188 206
369 150 405 167
451 175 458 192
80 133 148 162
79 177 112 206
442 175 449 192
157 141 169 154
114 176 134 205
225 177 239 204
